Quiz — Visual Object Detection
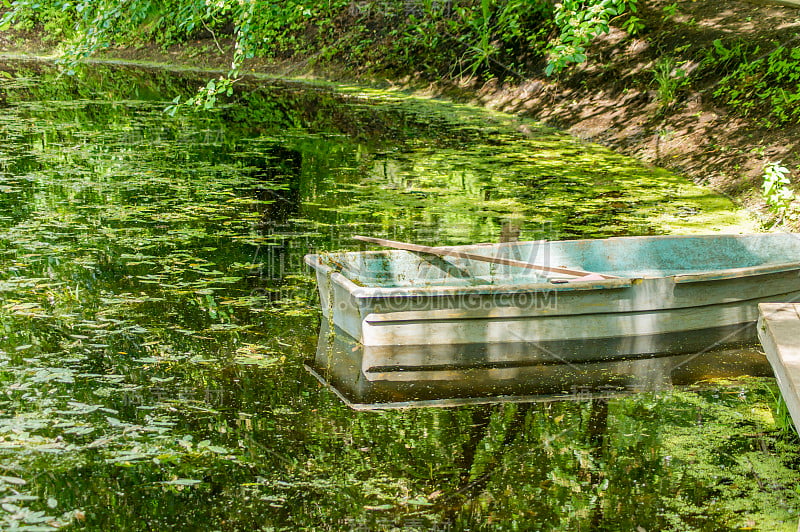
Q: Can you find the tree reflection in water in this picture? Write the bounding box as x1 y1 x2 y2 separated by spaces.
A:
0 60 795 531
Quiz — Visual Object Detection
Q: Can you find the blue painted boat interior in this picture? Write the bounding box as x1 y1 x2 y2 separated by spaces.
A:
321 234 800 288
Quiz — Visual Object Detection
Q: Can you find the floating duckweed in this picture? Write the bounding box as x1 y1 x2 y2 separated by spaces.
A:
0 60 787 531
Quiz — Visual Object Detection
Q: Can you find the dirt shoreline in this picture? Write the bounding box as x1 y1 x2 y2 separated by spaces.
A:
400 0 800 227
3 0 799 227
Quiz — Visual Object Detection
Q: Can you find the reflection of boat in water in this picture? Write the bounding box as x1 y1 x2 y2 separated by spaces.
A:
306 323 773 410
305 234 800 367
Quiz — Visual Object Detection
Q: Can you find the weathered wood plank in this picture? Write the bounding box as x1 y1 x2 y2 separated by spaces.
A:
758 301 800 532
757 303 800 434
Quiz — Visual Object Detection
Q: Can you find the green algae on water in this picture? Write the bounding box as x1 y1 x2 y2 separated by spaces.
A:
0 60 787 531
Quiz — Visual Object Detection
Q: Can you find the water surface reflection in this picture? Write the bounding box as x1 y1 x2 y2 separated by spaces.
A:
309 323 773 410
0 60 794 531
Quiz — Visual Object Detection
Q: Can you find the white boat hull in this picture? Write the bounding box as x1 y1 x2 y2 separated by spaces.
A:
306 234 800 367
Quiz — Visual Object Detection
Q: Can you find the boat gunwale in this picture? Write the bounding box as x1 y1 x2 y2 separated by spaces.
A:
674 261 800 283
304 253 634 297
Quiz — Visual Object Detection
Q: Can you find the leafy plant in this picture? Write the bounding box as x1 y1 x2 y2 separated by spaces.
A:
761 161 796 226
166 74 237 115
761 381 799 439
704 39 750 70
651 55 688 108
545 0 639 76
620 14 645 36
662 2 679 20
707 40 800 127
459 0 495 75
450 0 554 79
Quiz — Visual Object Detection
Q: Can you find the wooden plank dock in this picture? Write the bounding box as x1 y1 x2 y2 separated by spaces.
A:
757 303 800 432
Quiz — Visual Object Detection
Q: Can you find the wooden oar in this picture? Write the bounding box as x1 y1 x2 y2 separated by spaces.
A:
353 236 618 280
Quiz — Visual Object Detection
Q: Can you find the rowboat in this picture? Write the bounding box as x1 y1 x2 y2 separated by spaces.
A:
304 233 800 371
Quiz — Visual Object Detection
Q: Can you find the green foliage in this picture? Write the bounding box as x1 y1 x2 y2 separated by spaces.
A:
1 0 643 87
705 40 800 127
662 2 679 20
651 55 689 108
2 0 232 68
371 0 555 80
761 161 796 227
761 381 799 439
461 0 496 74
546 0 639 76
0 0 75 38
620 14 645 36
222 0 350 61
167 74 237 115
704 38 749 71
465 0 554 77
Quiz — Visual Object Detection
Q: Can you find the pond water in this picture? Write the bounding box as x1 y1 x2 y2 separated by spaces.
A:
0 59 797 531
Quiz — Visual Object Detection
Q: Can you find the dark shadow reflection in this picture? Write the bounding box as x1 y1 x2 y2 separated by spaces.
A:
306 322 773 410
